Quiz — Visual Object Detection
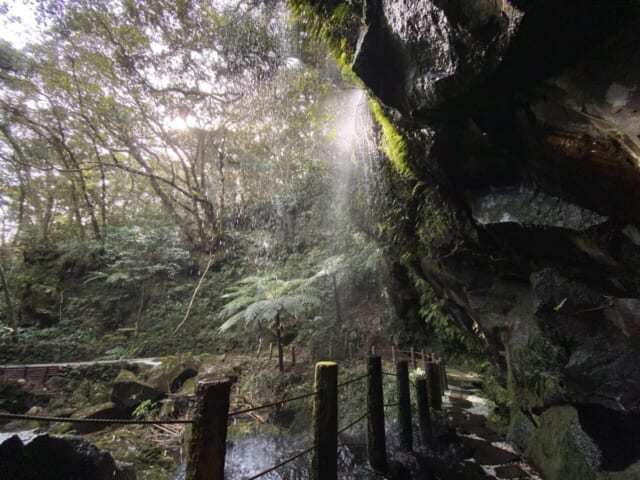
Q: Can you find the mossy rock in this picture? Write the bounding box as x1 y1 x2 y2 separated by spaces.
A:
72 401 129 434
177 377 196 396
507 409 535 452
526 406 600 480
111 370 164 409
602 461 640 480
144 355 198 394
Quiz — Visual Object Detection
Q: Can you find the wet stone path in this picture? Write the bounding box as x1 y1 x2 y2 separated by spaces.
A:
444 373 542 480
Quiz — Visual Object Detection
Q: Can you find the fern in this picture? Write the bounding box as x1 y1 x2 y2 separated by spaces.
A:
217 273 323 335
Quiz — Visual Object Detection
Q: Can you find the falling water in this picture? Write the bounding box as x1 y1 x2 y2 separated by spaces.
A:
326 88 381 233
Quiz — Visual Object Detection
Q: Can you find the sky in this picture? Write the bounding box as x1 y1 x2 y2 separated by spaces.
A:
1 0 40 49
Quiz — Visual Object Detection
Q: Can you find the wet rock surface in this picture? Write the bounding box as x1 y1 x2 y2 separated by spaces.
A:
347 1 640 478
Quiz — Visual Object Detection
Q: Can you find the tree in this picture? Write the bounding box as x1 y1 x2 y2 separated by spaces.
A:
218 273 322 372
0 259 16 342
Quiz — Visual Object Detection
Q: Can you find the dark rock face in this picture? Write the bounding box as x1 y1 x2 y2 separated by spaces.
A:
111 369 164 409
0 434 135 480
347 0 640 478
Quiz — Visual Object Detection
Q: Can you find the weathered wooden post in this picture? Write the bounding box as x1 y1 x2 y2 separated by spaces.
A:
186 377 232 480
391 345 396 365
410 347 416 370
256 338 263 357
441 358 448 391
367 355 388 473
312 362 338 480
422 351 429 377
415 375 432 445
426 361 442 411
396 359 413 451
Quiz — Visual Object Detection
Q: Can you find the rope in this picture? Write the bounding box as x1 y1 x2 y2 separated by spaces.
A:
337 411 368 435
383 403 399 408
382 371 397 377
243 443 316 480
0 413 193 425
229 390 318 417
243 411 369 480
336 373 369 389
358 464 392 479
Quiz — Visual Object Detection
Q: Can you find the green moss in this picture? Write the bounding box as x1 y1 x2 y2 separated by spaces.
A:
368 98 412 177
415 188 458 250
288 2 413 176
288 1 362 84
526 406 599 480
511 336 567 411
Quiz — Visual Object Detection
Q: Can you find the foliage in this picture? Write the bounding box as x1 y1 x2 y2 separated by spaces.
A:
288 0 362 83
84 227 191 288
218 273 322 334
132 399 157 419
511 336 567 411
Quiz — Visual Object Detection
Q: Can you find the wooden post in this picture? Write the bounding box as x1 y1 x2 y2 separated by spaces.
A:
256 338 263 358
422 351 429 377
410 347 416 370
391 345 396 365
367 355 387 473
427 361 442 411
269 342 273 360
396 359 413 451
186 377 232 480
441 358 448 391
312 362 338 480
291 346 296 366
415 375 432 446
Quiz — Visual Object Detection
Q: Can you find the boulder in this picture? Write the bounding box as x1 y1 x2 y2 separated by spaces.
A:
524 406 600 480
71 401 130 434
144 355 198 394
0 433 136 480
110 370 164 409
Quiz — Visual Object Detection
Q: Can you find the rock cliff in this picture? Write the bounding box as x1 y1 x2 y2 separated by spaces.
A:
299 0 640 478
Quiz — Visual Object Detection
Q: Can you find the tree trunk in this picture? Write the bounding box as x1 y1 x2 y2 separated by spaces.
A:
332 274 343 325
276 312 284 373
0 261 17 343
217 144 226 234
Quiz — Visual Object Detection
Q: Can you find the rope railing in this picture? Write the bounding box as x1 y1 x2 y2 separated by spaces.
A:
336 373 369 389
337 411 368 435
244 443 317 480
230 372 369 417
229 389 318 417
243 410 369 480
3 347 449 480
0 412 193 425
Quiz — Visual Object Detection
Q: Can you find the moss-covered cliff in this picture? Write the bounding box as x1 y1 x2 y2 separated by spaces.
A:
292 0 640 478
